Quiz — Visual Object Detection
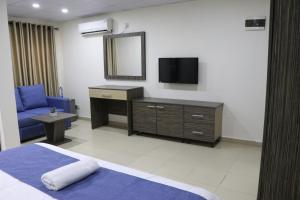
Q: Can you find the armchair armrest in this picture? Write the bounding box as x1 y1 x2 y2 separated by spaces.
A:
47 97 71 113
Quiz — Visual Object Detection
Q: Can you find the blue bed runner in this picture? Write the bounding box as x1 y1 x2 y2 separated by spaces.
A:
0 144 206 200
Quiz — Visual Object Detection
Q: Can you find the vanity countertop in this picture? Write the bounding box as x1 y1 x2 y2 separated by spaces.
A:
133 97 223 108
89 85 143 91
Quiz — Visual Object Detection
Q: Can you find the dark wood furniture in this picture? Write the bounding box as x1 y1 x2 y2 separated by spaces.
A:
31 112 77 145
258 0 300 199
132 98 223 146
89 85 144 135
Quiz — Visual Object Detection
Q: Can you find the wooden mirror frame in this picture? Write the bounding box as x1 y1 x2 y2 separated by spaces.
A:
103 32 146 80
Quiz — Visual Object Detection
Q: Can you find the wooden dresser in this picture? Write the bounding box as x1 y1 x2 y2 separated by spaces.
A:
89 85 144 135
133 98 223 147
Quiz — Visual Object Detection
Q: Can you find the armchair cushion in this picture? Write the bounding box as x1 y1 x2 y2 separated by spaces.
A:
26 107 64 115
15 89 25 112
17 112 40 128
47 97 71 113
18 85 48 110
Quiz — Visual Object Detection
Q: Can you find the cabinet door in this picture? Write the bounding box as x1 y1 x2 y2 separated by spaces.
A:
157 104 183 138
133 102 157 134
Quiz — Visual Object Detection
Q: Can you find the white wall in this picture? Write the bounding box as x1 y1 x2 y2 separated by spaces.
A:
0 0 20 149
60 0 270 142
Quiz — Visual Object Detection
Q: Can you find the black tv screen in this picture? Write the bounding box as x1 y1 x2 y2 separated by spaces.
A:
159 58 198 84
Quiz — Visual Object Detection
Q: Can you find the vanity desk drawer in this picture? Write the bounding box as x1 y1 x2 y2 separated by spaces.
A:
89 89 127 100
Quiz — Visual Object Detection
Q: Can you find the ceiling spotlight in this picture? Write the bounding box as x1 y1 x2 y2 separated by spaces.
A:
61 8 69 14
32 3 40 8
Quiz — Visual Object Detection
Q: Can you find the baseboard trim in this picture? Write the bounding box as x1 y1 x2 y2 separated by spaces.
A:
108 121 128 129
78 116 91 121
222 137 262 147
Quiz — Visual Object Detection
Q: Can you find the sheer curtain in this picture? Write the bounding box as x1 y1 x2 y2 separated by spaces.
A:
9 21 59 96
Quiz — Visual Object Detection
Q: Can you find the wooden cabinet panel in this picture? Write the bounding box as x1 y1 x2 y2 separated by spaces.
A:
133 102 156 134
157 104 183 138
258 1 300 199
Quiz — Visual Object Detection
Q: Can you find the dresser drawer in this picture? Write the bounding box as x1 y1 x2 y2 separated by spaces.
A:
184 106 215 124
89 89 127 100
184 123 215 142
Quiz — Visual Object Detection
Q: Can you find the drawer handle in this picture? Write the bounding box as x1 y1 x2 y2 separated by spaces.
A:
192 131 204 135
192 114 204 118
147 105 156 108
102 94 112 98
156 106 165 109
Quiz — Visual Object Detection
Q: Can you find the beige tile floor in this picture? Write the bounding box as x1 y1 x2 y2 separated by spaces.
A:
29 120 262 200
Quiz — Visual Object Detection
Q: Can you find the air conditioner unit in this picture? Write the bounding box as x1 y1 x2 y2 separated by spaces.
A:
78 19 113 35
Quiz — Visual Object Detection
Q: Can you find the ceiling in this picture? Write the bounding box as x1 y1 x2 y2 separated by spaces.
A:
7 0 192 22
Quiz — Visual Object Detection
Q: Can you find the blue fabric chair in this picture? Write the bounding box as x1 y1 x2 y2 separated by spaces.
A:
15 85 72 142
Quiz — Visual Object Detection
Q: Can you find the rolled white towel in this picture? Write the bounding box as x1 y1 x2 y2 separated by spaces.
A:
41 159 99 191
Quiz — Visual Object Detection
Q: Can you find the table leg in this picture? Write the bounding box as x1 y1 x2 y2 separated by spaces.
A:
127 101 133 136
90 98 109 129
45 120 68 145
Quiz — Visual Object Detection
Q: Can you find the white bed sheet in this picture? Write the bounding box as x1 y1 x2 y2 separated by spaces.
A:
37 143 220 200
0 170 56 200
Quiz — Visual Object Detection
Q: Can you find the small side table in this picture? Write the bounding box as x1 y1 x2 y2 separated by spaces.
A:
31 112 77 145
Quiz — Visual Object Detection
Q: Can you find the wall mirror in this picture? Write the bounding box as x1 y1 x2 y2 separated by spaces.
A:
103 32 146 80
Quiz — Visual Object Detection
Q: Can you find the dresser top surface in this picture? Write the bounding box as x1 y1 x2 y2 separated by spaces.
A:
133 97 223 108
89 85 143 91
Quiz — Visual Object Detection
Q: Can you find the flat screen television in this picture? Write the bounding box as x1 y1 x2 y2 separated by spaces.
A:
159 58 199 84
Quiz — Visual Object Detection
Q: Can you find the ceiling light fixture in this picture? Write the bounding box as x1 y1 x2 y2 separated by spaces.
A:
61 8 69 14
32 3 40 8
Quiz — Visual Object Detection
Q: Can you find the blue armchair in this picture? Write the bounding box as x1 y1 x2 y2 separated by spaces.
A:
15 85 72 142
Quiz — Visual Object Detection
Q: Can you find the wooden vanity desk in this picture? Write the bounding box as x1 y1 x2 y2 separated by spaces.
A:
89 85 144 135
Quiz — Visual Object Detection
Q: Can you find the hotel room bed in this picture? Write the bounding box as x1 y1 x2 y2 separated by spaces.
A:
0 143 219 200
